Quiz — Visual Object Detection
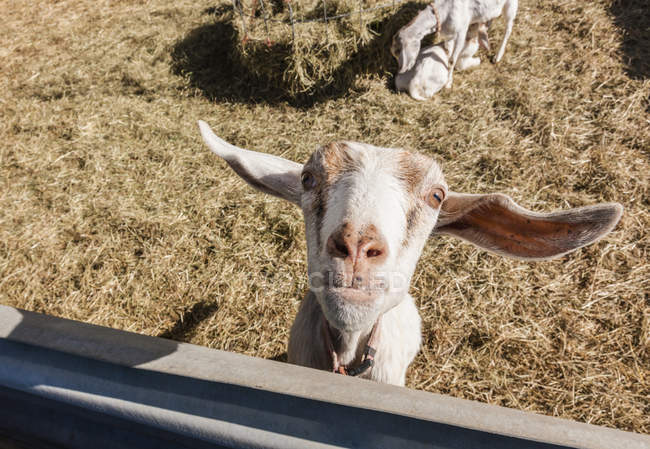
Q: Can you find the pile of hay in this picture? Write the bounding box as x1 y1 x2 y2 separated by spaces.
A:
225 0 418 95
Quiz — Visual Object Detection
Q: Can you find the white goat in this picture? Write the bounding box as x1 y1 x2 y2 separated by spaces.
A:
395 23 489 100
199 120 622 386
392 0 518 89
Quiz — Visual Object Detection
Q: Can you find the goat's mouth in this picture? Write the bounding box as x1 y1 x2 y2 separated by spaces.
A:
319 287 382 332
309 269 388 292
326 287 377 304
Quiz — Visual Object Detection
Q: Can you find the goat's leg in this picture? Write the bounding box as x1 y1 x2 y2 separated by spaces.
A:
494 0 518 63
457 38 480 71
445 26 468 89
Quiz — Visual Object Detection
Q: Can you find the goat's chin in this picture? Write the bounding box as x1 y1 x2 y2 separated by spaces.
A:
318 288 382 333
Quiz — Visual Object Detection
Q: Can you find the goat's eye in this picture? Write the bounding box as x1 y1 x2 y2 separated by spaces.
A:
426 186 446 209
301 172 317 191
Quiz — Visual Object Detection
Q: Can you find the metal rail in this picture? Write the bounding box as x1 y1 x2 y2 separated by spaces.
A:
1 305 648 449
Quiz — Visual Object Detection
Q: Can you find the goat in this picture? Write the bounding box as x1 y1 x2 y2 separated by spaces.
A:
395 23 489 100
391 0 518 89
198 120 622 386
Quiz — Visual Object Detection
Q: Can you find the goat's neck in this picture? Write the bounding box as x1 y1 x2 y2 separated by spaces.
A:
322 292 407 366
328 322 373 366
412 1 453 39
407 8 437 41
431 0 453 23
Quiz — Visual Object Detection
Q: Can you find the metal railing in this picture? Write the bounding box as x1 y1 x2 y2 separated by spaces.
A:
2 305 649 449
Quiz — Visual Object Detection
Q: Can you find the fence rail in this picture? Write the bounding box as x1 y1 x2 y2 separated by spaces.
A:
2 305 649 449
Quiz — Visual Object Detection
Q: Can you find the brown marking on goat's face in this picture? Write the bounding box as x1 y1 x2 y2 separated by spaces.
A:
395 150 431 194
403 204 423 248
321 142 354 179
303 142 358 247
394 150 444 248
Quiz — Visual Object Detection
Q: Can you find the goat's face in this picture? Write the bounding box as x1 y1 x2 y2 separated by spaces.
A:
391 32 421 73
392 4 441 74
299 142 446 331
199 121 623 334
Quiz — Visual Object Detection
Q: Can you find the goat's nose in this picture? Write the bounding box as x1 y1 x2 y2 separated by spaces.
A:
326 223 387 264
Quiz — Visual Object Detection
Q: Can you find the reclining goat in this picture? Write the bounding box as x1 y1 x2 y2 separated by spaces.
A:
395 23 489 100
392 0 518 89
199 121 622 386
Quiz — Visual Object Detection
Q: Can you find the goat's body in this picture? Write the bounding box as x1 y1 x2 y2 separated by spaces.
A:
393 0 517 88
396 28 482 100
395 45 449 101
437 0 517 87
288 291 421 385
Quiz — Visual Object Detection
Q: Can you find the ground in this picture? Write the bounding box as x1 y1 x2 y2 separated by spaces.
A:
1 0 648 434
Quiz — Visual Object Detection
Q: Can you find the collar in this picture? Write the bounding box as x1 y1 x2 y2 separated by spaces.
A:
429 2 441 35
321 314 382 377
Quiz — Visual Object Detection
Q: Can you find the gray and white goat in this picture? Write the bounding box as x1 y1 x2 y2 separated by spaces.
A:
199 120 622 386
392 0 518 89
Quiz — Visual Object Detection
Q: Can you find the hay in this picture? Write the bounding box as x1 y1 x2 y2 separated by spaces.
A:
1 0 649 435
225 0 420 94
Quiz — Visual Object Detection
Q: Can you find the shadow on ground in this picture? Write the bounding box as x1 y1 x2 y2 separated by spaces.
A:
269 351 288 362
170 3 425 108
609 0 649 79
158 301 219 341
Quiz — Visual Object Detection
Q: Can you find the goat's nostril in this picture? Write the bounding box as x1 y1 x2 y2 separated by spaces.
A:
335 240 349 257
367 248 382 258
327 231 352 259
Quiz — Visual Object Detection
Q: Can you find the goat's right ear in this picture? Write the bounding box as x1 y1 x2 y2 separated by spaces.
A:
199 120 303 205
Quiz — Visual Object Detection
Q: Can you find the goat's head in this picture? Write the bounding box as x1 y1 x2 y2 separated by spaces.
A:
199 121 623 334
391 5 439 73
391 31 422 74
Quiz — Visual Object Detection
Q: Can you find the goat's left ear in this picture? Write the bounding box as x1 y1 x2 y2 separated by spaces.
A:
433 192 623 260
199 120 303 205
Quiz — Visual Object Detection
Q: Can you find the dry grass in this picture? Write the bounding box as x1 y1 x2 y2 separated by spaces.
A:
1 0 648 435
226 0 424 94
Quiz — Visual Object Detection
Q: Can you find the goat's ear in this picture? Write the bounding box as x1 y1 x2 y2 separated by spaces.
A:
199 120 303 205
433 192 623 260
478 23 490 51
